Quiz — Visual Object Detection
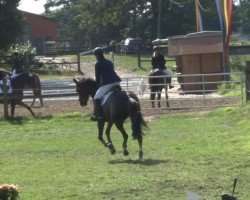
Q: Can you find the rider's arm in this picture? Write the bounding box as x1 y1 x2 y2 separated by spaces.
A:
95 63 101 87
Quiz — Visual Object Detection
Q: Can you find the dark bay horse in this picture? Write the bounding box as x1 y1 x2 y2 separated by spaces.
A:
73 77 147 160
148 69 170 108
0 72 38 117
0 70 43 107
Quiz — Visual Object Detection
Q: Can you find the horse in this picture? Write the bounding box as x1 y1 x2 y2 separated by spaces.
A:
73 77 147 160
0 72 37 117
0 69 43 107
148 69 170 108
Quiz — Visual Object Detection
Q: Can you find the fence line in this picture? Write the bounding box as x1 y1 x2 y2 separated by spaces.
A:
1 72 245 117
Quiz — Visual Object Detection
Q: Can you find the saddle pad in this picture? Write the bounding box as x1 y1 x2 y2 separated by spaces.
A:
101 91 113 106
11 72 32 79
0 79 12 94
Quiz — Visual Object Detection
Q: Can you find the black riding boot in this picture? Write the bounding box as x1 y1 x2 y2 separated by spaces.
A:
90 99 103 121
168 78 174 89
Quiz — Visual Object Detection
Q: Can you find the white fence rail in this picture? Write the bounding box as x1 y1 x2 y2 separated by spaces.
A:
1 72 245 117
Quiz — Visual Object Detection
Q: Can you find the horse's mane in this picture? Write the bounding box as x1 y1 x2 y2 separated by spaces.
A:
79 76 94 82
78 76 96 85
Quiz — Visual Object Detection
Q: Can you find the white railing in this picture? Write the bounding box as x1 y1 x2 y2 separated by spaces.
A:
1 72 245 117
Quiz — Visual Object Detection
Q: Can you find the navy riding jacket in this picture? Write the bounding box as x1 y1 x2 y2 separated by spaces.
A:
95 58 121 87
151 54 166 70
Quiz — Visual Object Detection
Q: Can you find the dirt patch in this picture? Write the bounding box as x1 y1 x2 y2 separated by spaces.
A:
0 59 241 118
0 60 138 118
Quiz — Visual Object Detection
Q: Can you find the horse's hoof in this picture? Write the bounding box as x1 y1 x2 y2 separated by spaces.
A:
110 148 116 155
139 151 143 160
123 149 129 156
107 143 116 154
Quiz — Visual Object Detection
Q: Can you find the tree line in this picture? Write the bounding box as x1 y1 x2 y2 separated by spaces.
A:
0 0 249 52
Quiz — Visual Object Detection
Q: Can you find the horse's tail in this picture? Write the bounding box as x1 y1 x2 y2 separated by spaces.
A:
31 73 43 107
128 92 147 140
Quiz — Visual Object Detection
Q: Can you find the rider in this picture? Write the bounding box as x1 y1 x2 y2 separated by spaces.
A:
11 52 24 75
91 47 122 121
151 46 174 89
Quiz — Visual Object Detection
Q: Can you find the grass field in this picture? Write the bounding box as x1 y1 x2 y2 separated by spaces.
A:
0 104 249 199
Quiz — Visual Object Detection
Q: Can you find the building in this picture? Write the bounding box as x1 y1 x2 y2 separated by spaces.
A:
21 11 58 54
168 31 224 92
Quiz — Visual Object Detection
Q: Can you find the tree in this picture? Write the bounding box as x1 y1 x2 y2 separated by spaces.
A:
233 0 250 35
44 0 238 49
0 0 23 50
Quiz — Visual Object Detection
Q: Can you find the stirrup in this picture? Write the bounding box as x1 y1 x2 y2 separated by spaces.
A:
90 113 102 121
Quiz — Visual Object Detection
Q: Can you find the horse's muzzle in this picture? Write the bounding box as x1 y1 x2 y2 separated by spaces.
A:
80 101 87 107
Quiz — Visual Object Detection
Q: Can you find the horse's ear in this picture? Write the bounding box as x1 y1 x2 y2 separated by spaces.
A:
73 78 78 84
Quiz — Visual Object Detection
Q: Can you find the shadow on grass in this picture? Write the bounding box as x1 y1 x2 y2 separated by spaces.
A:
108 158 169 166
3 115 54 125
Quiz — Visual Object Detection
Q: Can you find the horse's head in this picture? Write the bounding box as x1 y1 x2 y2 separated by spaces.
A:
73 77 97 107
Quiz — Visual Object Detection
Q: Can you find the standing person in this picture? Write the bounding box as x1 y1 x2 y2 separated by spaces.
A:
91 47 122 121
151 46 174 89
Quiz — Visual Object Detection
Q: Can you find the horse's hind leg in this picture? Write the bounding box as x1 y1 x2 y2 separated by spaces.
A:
137 134 143 160
31 90 43 107
150 88 156 108
105 122 116 154
33 74 43 107
115 122 129 156
39 95 43 107
165 85 169 107
30 97 36 106
157 92 161 108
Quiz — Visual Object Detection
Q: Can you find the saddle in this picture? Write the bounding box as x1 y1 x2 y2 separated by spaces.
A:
101 85 123 106
11 71 32 79
0 78 12 94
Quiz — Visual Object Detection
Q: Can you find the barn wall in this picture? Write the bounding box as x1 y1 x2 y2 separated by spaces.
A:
22 11 58 43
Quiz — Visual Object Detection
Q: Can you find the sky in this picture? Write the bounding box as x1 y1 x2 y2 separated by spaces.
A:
18 0 47 14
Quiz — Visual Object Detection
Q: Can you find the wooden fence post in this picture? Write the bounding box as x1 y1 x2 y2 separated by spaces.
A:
246 61 250 101
137 49 141 69
136 49 146 71
77 54 84 75
3 77 9 118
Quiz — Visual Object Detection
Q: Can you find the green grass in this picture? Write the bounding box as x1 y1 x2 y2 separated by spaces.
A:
0 104 249 199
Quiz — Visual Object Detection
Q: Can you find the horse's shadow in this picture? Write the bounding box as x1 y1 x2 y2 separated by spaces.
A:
4 115 53 125
108 158 169 166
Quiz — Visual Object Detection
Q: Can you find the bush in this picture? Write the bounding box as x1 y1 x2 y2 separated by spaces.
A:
230 55 245 72
6 42 43 71
0 184 19 200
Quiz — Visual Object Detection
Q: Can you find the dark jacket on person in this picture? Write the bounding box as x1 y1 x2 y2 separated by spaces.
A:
151 54 166 70
11 56 24 74
95 58 121 87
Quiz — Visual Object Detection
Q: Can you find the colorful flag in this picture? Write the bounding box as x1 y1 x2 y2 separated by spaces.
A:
195 0 203 32
215 0 233 70
223 0 233 47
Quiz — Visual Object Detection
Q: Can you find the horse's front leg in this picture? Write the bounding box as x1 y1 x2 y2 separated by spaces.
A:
115 122 129 156
18 101 35 116
97 119 107 147
10 101 16 117
105 122 116 154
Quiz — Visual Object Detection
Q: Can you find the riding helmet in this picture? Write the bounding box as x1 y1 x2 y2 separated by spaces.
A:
93 47 103 56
